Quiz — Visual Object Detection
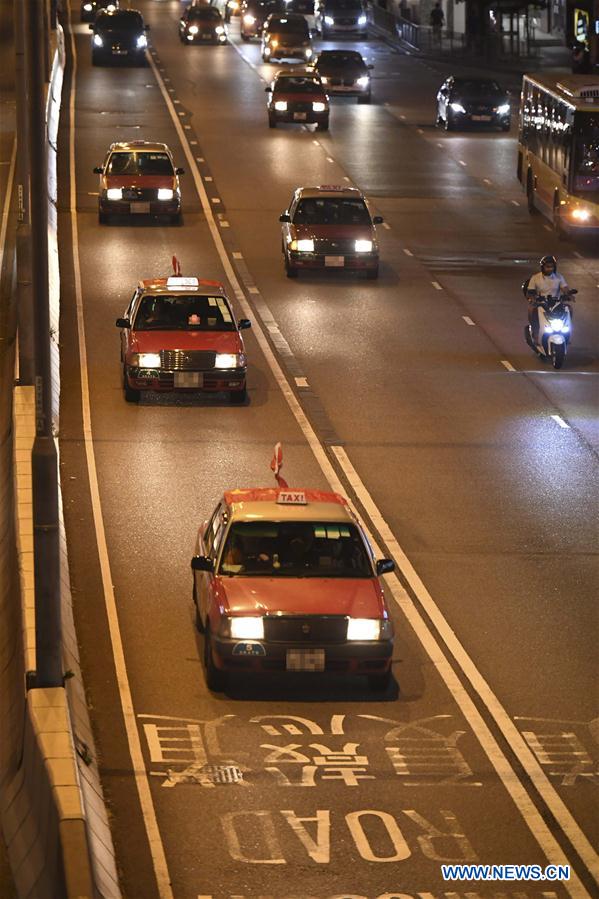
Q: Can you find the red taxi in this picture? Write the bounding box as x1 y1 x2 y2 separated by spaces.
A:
265 67 329 130
191 486 395 692
279 185 383 279
116 271 251 402
93 140 184 224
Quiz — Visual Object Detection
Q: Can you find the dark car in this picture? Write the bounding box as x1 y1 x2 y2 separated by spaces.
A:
240 0 283 41
179 5 228 43
314 0 368 37
436 77 511 131
312 50 372 103
81 0 118 24
266 68 329 129
261 13 313 62
91 9 149 66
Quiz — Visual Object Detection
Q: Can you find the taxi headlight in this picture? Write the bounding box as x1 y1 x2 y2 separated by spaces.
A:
132 353 161 368
244 13 255 24
324 15 334 24
312 101 326 112
215 352 245 369
274 100 288 111
83 3 93 10
496 103 510 115
157 188 174 201
93 34 103 47
355 239 373 252
270 39 278 47
106 187 122 200
188 24 199 34
571 208 590 222
358 13 367 24
296 238 314 252
136 34 147 49
215 25 225 34
305 48 312 58
356 75 369 87
230 617 264 640
347 618 381 641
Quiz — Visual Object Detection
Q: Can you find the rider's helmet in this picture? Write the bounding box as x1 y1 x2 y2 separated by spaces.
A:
540 254 557 274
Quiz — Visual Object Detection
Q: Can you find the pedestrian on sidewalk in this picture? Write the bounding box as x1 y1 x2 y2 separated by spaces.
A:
430 1 444 43
572 42 591 74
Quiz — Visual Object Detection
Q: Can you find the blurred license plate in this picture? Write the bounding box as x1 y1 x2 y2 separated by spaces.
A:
201 33 212 39
174 372 203 387
293 112 307 121
112 49 128 55
131 202 150 214
325 256 344 267
471 115 491 121
286 649 325 672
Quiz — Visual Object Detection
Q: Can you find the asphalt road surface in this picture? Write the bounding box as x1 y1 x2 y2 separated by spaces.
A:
56 2 598 898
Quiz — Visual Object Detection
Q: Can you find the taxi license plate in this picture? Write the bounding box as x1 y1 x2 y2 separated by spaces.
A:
111 49 128 55
286 649 325 672
293 112 307 121
325 256 344 267
471 115 491 121
131 202 150 214
201 33 212 39
174 372 203 388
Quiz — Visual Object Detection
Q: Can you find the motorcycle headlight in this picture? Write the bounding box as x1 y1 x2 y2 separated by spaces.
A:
496 103 510 115
157 188 174 201
215 25 225 34
312 101 326 112
215 353 245 369
347 619 381 641
324 15 334 24
356 76 369 87
229 617 264 639
243 14 255 24
106 187 122 200
296 238 314 252
450 102 466 113
132 353 161 368
188 24 199 34
274 100 288 111
93 34 103 47
546 319 568 333
358 14 367 24
355 239 373 252
136 34 147 49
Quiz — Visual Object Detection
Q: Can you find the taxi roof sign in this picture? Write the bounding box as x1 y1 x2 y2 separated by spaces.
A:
277 490 307 505
166 276 199 289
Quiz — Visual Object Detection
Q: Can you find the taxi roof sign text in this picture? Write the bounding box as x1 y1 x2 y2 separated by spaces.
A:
277 490 307 505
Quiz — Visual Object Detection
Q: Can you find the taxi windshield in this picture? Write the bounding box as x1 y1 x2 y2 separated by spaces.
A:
134 294 236 331
219 520 373 578
293 197 371 225
275 77 323 94
106 152 174 176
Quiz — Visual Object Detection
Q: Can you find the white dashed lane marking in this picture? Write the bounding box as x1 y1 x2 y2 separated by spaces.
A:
432 280 443 290
511 200 520 206
295 377 309 388
232 252 243 259
403 248 413 256
462 316 475 326
382 222 391 230
551 415 570 429
501 360 516 372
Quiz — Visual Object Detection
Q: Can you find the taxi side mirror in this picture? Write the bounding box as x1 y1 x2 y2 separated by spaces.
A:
265 86 272 92
116 318 131 328
279 213 291 222
376 558 395 576
93 166 104 174
88 23 94 30
372 215 383 225
238 318 251 330
175 167 185 175
191 555 214 573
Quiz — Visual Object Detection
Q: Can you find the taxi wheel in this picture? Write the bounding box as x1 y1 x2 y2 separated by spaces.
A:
268 115 277 129
358 93 371 104
285 258 298 278
317 119 329 132
229 386 247 404
98 211 109 225
365 266 379 280
169 212 182 225
204 627 228 692
123 367 140 403
368 672 391 692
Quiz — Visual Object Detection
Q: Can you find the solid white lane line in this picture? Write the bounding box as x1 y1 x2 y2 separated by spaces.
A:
329 447 594 898
431 280 443 290
462 316 475 326
68 31 173 899
402 248 413 256
148 51 597 894
551 415 570 429
501 360 516 372
0 138 16 276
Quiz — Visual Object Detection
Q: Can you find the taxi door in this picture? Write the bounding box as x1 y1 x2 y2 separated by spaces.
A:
198 503 227 628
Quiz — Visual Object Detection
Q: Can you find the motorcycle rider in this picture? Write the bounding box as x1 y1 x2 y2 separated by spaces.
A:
525 255 569 343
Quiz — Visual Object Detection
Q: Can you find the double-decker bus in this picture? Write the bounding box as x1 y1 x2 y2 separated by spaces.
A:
517 73 599 239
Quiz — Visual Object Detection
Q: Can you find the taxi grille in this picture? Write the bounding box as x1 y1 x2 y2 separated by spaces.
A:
287 101 313 113
122 187 159 201
264 616 347 644
315 238 359 254
160 350 216 371
336 16 359 25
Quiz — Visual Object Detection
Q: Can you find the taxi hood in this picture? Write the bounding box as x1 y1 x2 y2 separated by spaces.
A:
105 175 176 189
216 576 386 618
130 330 242 353
291 223 374 239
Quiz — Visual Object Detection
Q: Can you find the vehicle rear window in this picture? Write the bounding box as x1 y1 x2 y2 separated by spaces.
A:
134 295 236 331
219 521 372 578
293 197 371 225
275 77 323 94
107 152 174 176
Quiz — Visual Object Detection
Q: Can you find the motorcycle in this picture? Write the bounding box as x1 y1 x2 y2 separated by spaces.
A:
524 289 577 370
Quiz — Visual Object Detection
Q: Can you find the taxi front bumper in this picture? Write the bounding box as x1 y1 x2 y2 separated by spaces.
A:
271 109 328 125
100 197 181 217
288 250 379 271
126 366 246 393
211 636 393 674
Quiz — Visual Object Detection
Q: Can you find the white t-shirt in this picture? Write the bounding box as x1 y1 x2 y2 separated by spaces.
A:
528 271 568 297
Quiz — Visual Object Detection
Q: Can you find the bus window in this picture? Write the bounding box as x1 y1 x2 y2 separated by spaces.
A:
573 113 599 197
